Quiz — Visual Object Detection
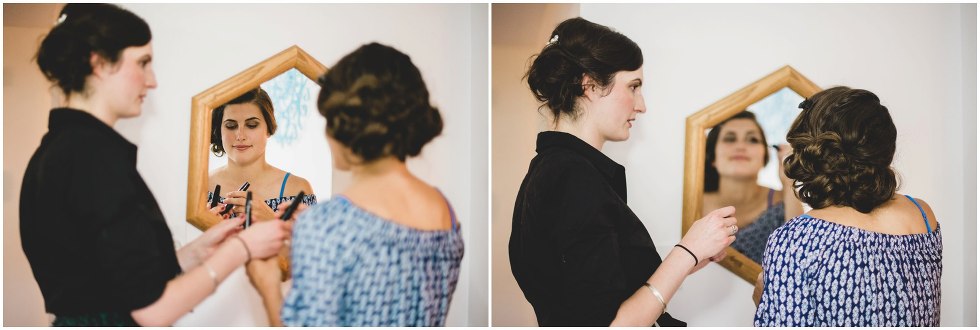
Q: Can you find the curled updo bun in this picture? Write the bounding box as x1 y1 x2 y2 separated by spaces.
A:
525 17 643 124
317 42 442 163
36 4 151 95
784 86 898 213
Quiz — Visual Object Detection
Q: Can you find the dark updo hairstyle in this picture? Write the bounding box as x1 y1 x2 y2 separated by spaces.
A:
704 111 770 192
317 42 443 163
525 17 643 124
36 4 151 96
784 86 898 213
210 88 278 157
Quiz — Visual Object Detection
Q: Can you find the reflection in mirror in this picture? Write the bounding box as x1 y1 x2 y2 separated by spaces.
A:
701 88 805 264
186 46 328 276
682 65 821 284
206 69 328 218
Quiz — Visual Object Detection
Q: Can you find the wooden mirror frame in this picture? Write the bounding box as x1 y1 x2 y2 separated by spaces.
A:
185 45 327 273
681 65 821 283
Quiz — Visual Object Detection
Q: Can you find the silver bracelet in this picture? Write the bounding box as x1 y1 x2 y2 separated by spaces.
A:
643 282 667 315
203 262 219 292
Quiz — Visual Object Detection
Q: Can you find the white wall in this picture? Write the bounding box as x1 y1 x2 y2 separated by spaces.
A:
3 3 488 326
491 3 976 326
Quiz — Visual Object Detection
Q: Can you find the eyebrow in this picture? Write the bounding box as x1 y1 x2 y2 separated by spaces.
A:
630 78 643 86
223 117 261 123
140 54 152 62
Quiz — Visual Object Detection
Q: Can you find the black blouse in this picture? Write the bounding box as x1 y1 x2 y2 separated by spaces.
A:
20 108 181 317
509 131 685 326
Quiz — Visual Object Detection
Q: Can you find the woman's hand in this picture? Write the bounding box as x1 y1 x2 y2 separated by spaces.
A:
176 217 244 270
274 198 310 221
237 219 293 260
224 191 277 221
208 204 231 220
679 206 737 264
753 272 764 306
776 144 793 185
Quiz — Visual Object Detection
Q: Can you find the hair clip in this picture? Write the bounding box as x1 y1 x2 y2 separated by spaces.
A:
547 34 559 46
799 99 813 110
55 13 67 25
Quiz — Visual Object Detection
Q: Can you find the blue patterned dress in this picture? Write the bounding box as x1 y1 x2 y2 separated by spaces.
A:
731 189 785 263
755 196 942 326
281 195 465 326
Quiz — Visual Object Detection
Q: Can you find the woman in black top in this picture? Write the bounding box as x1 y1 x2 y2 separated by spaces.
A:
20 4 292 326
510 17 739 326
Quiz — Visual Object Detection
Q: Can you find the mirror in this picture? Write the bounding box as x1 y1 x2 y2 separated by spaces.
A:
186 45 328 273
681 65 821 283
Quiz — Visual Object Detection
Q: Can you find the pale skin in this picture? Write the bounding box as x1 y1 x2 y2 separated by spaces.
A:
552 68 739 326
208 102 314 221
245 136 456 326
702 118 805 228
63 44 293 326
753 194 939 305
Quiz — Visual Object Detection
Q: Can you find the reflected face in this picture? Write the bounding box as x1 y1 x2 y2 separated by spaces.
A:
713 118 767 179
590 68 646 142
102 43 157 119
221 103 269 164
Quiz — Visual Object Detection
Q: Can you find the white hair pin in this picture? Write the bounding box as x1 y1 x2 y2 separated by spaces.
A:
55 13 66 25
547 34 559 46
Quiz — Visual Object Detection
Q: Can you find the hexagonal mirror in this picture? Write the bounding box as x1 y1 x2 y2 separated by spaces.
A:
185 45 329 275
681 66 821 283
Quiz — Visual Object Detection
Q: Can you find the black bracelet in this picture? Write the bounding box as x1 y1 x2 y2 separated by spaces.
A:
674 244 699 266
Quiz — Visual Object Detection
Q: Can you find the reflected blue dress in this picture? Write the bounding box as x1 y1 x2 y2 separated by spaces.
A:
281 194 465 326
755 195 942 326
207 172 318 216
731 189 784 263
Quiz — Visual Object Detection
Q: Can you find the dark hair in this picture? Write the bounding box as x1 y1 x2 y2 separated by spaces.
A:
210 88 278 157
525 17 643 124
784 86 898 213
36 4 151 96
704 111 770 192
317 42 442 163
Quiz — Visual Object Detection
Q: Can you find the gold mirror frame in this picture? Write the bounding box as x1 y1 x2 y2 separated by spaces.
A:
185 46 327 276
681 65 821 283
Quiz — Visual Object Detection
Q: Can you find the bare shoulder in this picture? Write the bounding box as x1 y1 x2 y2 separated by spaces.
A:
910 197 940 231
285 173 314 196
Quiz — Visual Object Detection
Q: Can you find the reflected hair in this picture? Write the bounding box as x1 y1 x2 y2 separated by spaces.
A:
36 3 151 96
704 111 769 192
525 17 643 125
784 86 898 213
317 42 442 163
210 88 277 157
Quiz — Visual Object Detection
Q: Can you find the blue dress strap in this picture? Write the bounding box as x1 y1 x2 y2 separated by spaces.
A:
903 194 931 233
767 188 775 208
279 172 291 199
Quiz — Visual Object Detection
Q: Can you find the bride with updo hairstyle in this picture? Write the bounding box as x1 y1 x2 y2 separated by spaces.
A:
755 86 942 326
244 42 463 327
510 17 739 327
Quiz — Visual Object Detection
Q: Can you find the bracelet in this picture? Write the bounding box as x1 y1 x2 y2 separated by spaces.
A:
674 244 699 267
233 236 252 261
642 282 667 314
203 262 219 292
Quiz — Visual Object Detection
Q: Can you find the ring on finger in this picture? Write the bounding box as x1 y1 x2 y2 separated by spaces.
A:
729 225 738 236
